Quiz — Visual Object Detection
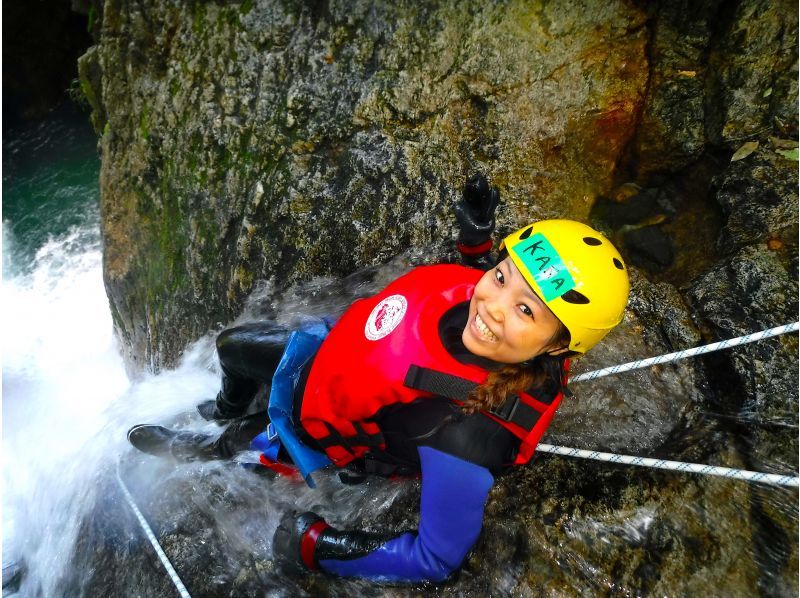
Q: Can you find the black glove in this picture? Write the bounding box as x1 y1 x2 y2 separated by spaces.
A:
272 511 397 574
454 173 501 246
272 511 329 573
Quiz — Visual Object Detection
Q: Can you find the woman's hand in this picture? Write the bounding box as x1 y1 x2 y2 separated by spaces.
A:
272 511 330 572
454 173 501 246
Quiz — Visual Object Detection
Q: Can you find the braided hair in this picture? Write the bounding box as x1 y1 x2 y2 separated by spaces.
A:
461 322 572 415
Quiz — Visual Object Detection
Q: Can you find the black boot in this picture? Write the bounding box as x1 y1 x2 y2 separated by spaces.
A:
196 399 232 422
127 425 220 462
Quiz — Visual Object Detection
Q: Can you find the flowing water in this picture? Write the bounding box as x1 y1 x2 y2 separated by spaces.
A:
2 105 796 596
2 104 126 594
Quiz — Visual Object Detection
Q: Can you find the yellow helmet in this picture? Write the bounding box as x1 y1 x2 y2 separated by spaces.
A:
499 220 629 353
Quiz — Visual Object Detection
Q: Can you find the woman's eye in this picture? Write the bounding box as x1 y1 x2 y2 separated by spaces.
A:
519 304 533 318
494 269 504 284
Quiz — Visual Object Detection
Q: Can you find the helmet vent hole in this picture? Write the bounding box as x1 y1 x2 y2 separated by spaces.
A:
561 289 590 304
613 258 624 270
583 236 602 246
519 226 534 240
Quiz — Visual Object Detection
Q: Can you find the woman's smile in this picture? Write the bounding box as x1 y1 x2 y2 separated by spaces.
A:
471 312 499 343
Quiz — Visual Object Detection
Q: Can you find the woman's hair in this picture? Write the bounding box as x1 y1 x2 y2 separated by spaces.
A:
461 322 573 415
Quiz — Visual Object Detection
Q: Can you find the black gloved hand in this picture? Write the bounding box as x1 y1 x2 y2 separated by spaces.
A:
272 511 399 574
454 173 501 246
272 511 330 573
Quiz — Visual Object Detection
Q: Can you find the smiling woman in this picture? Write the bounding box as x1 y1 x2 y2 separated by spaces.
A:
127 175 631 584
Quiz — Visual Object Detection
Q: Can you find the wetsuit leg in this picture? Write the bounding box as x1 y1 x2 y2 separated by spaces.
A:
128 414 269 462
214 322 290 418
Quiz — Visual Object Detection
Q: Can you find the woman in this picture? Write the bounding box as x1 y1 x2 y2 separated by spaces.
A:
128 175 630 582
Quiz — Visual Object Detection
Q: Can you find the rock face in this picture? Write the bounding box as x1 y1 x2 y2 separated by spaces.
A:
75 0 797 595
628 0 798 177
80 0 650 372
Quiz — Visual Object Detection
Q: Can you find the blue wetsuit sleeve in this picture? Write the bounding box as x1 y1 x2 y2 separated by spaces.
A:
318 445 494 582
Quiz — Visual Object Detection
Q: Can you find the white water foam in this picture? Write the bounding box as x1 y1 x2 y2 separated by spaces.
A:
3 223 124 592
2 222 224 595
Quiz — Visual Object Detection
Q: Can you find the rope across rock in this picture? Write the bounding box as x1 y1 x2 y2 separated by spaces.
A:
537 444 799 488
570 322 799 383
552 321 800 488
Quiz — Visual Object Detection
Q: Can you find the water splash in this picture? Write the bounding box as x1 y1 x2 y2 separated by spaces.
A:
2 222 129 595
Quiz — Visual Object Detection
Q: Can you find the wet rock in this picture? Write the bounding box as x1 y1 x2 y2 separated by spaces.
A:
61 477 178 597
705 0 799 145
482 449 768 596
623 225 675 271
628 0 723 177
712 146 799 251
665 241 799 597
628 0 798 179
1 561 25 595
626 268 702 351
591 187 665 229
685 244 798 476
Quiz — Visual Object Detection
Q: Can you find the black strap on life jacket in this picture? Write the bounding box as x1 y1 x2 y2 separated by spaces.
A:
339 451 420 483
313 421 385 455
403 364 542 432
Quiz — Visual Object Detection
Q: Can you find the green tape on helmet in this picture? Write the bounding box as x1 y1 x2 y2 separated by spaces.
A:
510 233 576 302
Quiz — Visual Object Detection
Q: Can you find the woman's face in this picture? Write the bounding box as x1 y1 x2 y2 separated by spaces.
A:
462 258 568 363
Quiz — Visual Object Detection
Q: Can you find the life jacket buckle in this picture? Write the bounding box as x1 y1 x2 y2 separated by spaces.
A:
489 394 519 422
267 422 279 442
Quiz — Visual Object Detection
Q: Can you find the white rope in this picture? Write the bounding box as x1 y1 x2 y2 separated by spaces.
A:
116 464 193 598
537 444 799 488
570 322 799 383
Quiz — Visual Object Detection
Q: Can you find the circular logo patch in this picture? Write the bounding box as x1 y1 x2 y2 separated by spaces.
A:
365 294 407 341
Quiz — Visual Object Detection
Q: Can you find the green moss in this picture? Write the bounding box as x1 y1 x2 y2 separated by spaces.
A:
240 0 253 15
169 77 182 98
218 5 245 30
192 2 207 34
79 77 95 107
77 52 106 134
131 182 154 213
144 213 189 302
239 129 253 154
139 104 151 141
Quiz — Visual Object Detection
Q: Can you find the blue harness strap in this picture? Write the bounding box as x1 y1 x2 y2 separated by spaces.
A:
250 423 281 462
251 319 333 487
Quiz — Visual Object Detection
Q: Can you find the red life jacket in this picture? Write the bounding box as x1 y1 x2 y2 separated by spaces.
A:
300 264 567 467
